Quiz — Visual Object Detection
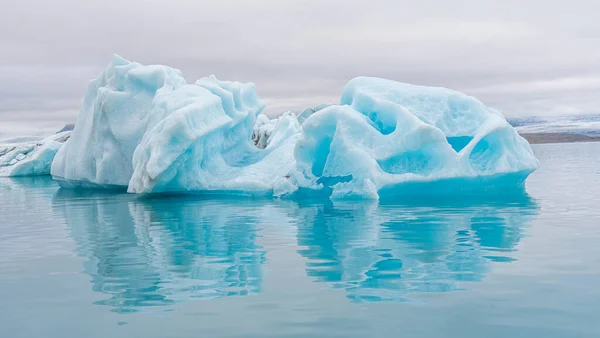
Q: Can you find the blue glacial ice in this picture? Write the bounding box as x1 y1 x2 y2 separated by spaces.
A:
292 77 539 199
0 131 71 177
51 55 539 199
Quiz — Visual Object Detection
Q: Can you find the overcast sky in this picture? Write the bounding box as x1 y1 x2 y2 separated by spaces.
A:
1 0 600 138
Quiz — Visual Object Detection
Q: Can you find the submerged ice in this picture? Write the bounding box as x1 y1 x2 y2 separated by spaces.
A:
51 55 539 199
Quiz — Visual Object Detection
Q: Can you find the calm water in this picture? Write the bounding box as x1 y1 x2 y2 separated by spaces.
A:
1 142 599 338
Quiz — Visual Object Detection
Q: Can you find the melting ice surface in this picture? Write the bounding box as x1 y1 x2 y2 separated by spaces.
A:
51 55 538 199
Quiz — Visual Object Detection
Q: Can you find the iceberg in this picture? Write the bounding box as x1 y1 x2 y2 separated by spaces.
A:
51 55 539 199
0 131 71 177
292 77 539 199
52 55 299 194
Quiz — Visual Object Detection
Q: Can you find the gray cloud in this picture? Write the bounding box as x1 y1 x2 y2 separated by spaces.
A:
1 0 599 137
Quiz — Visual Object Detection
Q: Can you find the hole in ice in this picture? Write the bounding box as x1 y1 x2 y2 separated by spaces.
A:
446 136 473 153
367 111 396 135
311 136 333 177
468 131 504 172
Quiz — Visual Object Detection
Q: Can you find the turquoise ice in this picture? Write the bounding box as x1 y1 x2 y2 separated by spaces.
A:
293 77 539 199
51 56 538 199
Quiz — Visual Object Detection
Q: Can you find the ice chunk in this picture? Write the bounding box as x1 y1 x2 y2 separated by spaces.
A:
252 112 301 149
52 55 300 195
129 76 300 194
291 77 539 199
51 57 538 199
251 103 331 150
0 131 71 177
252 114 277 149
52 54 188 187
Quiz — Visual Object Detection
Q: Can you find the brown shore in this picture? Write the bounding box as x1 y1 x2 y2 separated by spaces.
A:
520 133 600 144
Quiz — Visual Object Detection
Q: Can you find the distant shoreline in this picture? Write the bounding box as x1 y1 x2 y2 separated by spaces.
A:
520 133 600 144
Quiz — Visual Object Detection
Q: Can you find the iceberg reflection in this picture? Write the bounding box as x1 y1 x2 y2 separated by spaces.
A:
292 195 539 302
51 187 539 311
52 191 266 313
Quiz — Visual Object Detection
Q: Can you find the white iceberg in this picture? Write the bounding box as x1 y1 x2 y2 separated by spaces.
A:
0 131 71 177
51 55 539 199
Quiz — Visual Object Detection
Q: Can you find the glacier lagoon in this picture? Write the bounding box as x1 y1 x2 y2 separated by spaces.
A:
1 142 599 337
0 56 596 337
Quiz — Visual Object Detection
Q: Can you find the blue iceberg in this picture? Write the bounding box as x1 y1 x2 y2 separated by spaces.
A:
293 77 539 199
51 55 538 199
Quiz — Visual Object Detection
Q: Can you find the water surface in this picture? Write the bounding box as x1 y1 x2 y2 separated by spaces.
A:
1 142 599 337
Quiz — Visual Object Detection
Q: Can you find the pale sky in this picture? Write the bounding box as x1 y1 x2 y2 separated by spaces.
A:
1 0 600 138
